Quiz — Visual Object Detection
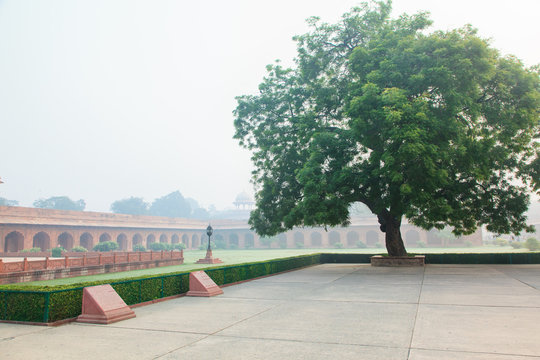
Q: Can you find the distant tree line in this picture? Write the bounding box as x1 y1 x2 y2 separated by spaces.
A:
2 191 210 220
110 191 210 220
0 197 19 206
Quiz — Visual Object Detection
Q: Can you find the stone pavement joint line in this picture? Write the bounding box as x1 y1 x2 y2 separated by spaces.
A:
407 265 426 360
1 263 540 360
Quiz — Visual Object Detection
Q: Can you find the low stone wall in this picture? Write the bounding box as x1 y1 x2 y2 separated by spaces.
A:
0 250 183 284
0 251 52 258
0 257 184 284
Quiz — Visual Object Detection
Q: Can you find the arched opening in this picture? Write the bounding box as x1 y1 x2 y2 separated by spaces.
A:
33 232 50 251
245 233 255 248
311 232 322 247
427 230 441 245
294 232 304 247
214 234 225 248
329 231 340 246
405 230 420 246
80 232 93 250
58 232 74 250
278 234 287 248
191 234 199 248
117 233 128 250
347 231 359 247
366 231 379 246
171 234 180 244
4 231 24 252
182 234 189 248
229 233 239 247
132 233 143 246
146 234 156 246
159 234 168 243
99 233 112 243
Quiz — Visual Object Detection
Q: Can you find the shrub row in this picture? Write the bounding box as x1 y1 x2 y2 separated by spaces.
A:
320 252 540 264
3 252 539 324
0 253 320 323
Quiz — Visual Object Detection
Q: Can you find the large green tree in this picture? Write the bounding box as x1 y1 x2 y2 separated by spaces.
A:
149 191 191 218
234 1 539 256
110 197 149 215
33 196 86 211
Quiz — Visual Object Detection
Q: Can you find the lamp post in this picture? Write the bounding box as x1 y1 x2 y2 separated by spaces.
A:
196 224 222 264
206 224 213 254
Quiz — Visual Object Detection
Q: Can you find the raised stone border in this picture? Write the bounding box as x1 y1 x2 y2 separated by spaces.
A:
371 255 425 266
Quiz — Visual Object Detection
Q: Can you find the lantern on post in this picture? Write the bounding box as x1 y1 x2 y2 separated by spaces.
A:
196 224 222 264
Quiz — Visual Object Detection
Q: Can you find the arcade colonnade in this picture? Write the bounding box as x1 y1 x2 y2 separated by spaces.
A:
0 224 482 253
0 206 482 253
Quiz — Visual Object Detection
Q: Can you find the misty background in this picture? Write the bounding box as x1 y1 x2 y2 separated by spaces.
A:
1 0 539 213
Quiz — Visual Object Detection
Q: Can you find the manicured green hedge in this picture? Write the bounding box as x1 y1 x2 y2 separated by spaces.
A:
0 254 320 323
320 252 540 264
4 251 537 324
423 252 540 264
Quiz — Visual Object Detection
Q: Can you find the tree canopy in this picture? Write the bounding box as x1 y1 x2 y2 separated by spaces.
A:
0 197 19 206
110 197 149 215
149 191 192 218
234 1 540 256
33 196 86 211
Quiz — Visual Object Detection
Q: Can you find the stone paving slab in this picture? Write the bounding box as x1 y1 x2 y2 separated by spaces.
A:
217 300 417 348
160 335 410 360
112 296 282 333
1 263 540 359
0 323 205 360
411 303 540 357
420 283 540 307
409 349 540 360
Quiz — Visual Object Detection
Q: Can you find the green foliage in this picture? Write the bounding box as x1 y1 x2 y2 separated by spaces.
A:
51 247 65 257
416 241 426 248
295 241 305 249
148 242 173 251
71 246 88 253
233 1 540 257
48 289 83 322
173 243 186 250
110 197 149 215
510 241 522 249
0 197 19 206
0 254 322 323
213 237 227 249
133 244 146 252
92 241 119 252
21 247 42 253
150 191 191 218
33 196 85 211
356 241 367 248
525 238 540 251
334 242 344 249
0 291 45 322
494 238 509 247
259 236 277 248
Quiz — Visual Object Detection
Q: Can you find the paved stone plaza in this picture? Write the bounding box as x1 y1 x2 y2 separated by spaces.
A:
1 263 540 359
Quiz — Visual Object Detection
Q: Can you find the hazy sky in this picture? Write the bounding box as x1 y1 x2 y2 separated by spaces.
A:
1 0 539 212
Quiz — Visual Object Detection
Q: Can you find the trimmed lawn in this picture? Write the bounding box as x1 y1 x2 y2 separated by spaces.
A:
7 246 529 287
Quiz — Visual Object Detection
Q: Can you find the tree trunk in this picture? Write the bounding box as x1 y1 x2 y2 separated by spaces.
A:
377 212 407 257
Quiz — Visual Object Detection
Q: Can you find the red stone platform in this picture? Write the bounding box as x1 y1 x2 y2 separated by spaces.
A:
196 249 222 264
371 255 425 266
186 271 223 297
77 284 136 324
